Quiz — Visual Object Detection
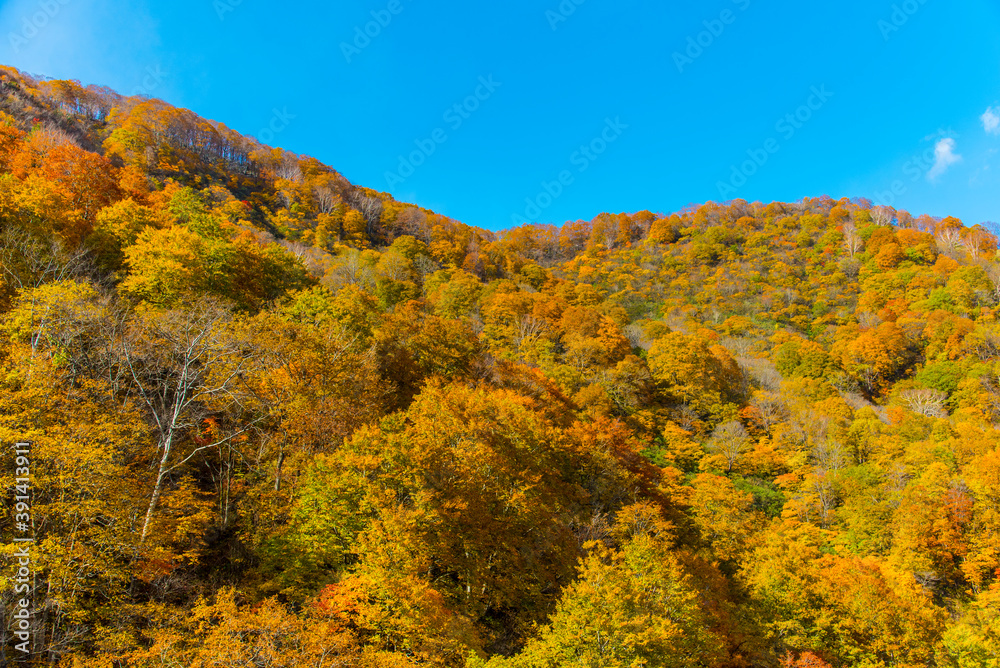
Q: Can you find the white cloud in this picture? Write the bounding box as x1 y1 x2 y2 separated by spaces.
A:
984 107 1000 135
927 137 961 181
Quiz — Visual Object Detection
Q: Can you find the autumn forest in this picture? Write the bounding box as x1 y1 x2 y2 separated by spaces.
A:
2 66 1000 667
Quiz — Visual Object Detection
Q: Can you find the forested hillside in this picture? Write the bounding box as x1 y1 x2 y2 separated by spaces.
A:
2 66 1000 667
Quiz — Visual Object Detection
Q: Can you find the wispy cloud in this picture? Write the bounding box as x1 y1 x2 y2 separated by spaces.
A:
927 137 961 181
983 107 1000 135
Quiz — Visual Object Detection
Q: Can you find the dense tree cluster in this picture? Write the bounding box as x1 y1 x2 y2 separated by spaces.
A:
3 66 1000 666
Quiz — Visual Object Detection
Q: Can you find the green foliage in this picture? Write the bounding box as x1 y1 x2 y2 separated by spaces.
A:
734 477 786 518
917 359 969 396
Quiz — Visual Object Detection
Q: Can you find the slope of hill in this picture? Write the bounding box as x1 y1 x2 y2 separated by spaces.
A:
2 66 1000 667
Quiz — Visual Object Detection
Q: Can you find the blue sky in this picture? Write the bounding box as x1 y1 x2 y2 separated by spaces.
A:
1 0 999 231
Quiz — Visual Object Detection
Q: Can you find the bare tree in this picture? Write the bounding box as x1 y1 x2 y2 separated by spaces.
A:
312 186 339 214
936 227 964 258
899 389 949 418
273 152 303 183
708 421 750 474
513 315 548 354
963 226 997 261
115 303 259 544
348 192 385 241
842 222 864 258
872 205 895 227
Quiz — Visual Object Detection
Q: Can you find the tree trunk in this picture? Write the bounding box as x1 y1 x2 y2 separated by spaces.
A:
140 433 173 545
274 448 285 492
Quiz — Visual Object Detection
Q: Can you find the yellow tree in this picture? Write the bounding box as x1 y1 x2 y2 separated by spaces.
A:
324 382 584 655
689 473 762 562
473 505 726 668
647 332 744 420
744 520 945 666
0 288 153 662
